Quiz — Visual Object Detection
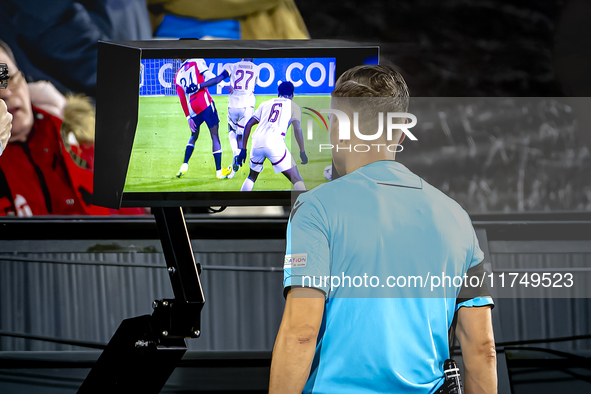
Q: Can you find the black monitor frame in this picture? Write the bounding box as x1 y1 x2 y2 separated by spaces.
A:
93 39 379 209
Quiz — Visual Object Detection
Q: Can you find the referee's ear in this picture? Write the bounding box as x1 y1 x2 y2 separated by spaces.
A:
397 118 408 145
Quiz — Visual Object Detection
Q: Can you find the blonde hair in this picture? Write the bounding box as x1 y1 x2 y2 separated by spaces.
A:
62 94 95 143
331 65 409 135
332 64 409 100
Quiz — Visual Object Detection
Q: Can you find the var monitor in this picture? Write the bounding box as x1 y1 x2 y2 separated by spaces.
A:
92 40 379 208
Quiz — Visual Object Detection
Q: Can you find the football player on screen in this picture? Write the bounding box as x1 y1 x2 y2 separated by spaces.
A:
236 81 308 191
175 58 225 179
197 58 260 179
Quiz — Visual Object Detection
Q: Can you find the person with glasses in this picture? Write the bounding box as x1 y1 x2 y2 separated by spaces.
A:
0 40 141 216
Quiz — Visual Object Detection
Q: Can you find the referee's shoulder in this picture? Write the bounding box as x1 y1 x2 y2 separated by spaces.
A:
422 179 474 228
298 181 329 200
297 173 356 210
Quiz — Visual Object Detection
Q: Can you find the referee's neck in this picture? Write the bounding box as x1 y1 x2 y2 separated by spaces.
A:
343 153 397 175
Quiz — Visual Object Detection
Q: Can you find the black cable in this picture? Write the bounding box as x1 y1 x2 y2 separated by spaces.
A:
202 265 283 272
0 255 283 272
450 333 591 356
497 334 591 347
503 346 591 363
0 255 164 269
208 206 227 213
0 331 107 349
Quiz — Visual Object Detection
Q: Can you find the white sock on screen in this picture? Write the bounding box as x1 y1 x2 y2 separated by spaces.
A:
229 130 239 158
241 178 254 191
293 181 306 191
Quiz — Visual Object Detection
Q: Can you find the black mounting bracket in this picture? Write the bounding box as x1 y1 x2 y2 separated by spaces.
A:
77 207 205 393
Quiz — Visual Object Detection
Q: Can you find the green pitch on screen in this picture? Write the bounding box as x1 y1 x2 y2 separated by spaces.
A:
124 95 332 193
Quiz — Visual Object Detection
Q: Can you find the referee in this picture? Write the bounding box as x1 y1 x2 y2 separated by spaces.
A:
269 65 497 393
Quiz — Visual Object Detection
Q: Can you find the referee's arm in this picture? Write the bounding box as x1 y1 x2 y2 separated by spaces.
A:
269 287 324 394
456 306 497 394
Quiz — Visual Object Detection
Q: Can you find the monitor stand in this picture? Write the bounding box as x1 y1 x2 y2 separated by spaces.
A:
77 207 205 393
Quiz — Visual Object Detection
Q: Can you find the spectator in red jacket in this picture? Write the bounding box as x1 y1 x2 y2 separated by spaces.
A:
0 40 142 216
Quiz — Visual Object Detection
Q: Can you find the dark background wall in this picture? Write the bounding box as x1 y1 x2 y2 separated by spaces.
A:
296 0 591 214
298 0 590 97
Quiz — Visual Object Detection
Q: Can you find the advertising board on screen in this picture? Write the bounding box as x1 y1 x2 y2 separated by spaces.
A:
124 57 337 195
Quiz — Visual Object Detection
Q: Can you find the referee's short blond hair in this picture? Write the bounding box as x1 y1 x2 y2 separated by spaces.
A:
333 65 408 100
331 65 409 129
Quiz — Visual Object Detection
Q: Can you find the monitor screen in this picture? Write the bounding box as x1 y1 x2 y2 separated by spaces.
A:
124 56 335 194
92 40 379 208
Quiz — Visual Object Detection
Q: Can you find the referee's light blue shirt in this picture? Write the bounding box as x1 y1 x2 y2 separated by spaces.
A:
284 160 493 394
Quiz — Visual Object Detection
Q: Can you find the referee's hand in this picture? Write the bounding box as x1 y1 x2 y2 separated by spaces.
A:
300 151 308 165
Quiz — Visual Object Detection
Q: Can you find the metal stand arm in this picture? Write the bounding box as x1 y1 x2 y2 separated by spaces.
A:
77 207 205 393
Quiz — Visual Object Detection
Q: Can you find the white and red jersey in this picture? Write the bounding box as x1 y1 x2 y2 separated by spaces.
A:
251 97 301 149
224 60 260 108
175 59 216 117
